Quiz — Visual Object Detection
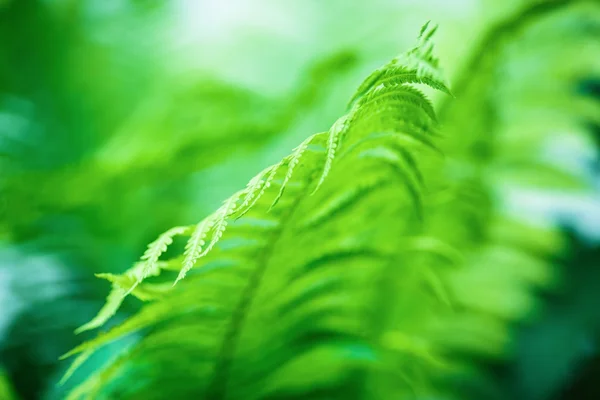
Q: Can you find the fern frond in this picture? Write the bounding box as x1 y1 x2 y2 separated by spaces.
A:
358 146 424 217
138 226 189 285
357 84 438 122
300 176 388 229
313 115 349 193
75 258 181 334
350 66 452 106
61 24 451 399
70 21 581 400
271 133 320 209
235 162 282 219
200 191 244 257
74 282 127 335
177 218 215 284
397 21 445 83
349 23 450 109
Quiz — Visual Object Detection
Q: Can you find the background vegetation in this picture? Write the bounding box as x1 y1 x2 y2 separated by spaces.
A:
0 0 598 399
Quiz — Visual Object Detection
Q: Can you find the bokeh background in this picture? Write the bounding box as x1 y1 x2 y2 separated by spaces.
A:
0 0 599 399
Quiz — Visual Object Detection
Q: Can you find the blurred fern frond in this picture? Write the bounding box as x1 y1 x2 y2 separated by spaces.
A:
60 2 600 394
62 23 458 399
0 0 595 399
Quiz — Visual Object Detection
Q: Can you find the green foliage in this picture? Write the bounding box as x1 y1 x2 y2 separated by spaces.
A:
2 1 599 400
59 10 599 396
61 22 454 398
0 369 18 400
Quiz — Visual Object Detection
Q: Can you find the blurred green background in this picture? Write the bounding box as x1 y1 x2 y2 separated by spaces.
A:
0 0 599 399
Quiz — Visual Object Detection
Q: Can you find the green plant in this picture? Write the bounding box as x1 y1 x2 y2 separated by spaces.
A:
3 1 598 399
58 1 600 394
61 22 462 398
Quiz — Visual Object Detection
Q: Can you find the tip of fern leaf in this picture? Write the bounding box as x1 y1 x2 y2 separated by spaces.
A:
73 313 109 335
74 315 107 335
310 177 326 196
73 325 88 336
58 348 96 388
233 207 250 221
269 188 286 211
423 24 438 41
58 348 78 361
173 271 187 286
419 21 431 38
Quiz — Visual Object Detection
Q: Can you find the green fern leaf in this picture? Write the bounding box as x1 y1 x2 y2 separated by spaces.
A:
313 115 349 194
61 24 452 399
271 133 321 209
199 191 244 257
235 162 283 219
137 226 188 285
177 218 215 284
